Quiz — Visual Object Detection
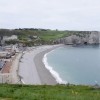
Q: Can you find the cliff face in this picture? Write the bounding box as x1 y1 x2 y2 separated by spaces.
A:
55 32 100 45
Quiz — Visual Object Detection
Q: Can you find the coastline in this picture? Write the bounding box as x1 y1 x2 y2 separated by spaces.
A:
34 46 59 85
18 45 62 85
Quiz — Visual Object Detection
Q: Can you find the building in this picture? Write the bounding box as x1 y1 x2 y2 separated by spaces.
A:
3 35 18 41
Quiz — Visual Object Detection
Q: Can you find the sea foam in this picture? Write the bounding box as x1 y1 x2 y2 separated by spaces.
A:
43 51 67 84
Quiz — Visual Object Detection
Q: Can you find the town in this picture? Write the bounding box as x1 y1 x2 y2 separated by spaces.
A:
0 35 23 83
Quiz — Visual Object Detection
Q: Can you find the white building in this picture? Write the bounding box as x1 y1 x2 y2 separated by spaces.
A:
3 35 18 41
4 45 19 52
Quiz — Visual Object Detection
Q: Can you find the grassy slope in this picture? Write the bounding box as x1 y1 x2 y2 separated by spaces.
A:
17 30 70 42
0 84 100 100
39 31 69 41
17 30 90 43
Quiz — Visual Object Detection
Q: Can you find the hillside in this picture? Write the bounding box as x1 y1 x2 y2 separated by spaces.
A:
0 84 100 100
0 29 100 46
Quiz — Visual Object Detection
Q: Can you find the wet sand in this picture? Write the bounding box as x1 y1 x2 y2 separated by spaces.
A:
34 47 59 85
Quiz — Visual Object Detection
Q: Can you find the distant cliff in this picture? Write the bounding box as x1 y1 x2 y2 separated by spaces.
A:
0 29 100 45
54 31 100 45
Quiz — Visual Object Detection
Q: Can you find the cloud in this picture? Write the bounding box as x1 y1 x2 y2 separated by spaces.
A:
0 0 100 30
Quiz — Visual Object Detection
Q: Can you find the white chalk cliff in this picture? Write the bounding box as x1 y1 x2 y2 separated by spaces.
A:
55 32 100 45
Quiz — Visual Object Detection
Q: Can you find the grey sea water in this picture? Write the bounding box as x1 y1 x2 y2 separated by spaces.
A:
45 45 100 85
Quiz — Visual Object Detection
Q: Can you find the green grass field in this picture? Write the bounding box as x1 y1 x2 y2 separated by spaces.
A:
18 30 70 42
0 84 100 100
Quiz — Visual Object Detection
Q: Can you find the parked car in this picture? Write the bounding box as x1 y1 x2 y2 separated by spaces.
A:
10 51 16 56
6 54 11 59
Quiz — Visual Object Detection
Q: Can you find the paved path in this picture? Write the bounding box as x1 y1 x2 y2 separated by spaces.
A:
11 53 22 84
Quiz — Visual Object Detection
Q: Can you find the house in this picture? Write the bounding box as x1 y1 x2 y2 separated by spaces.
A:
4 45 19 52
3 35 18 41
0 51 10 58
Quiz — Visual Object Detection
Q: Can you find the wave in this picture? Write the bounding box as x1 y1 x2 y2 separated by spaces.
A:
42 52 67 84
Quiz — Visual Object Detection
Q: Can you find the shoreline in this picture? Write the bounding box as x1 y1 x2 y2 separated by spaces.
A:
34 46 60 85
18 45 62 85
43 51 67 84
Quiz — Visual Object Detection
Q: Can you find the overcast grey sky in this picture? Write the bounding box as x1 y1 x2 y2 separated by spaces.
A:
0 0 100 30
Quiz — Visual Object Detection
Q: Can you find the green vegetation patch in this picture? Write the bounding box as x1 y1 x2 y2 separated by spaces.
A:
0 84 100 100
0 28 92 46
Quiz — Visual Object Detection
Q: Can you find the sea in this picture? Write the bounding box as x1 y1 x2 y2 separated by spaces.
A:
43 45 100 85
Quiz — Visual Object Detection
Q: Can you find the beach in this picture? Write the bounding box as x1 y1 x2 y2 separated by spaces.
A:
18 45 61 85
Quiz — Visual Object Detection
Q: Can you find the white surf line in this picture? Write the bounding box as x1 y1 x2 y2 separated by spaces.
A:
43 54 67 84
21 79 25 84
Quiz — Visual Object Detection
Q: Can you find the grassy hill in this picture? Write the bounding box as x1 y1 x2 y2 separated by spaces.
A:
0 84 100 100
16 29 70 44
0 28 92 45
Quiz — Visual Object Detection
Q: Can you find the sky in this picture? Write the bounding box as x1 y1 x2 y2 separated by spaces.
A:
0 0 100 31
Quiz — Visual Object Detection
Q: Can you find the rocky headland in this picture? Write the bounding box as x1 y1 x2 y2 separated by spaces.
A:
55 31 100 45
